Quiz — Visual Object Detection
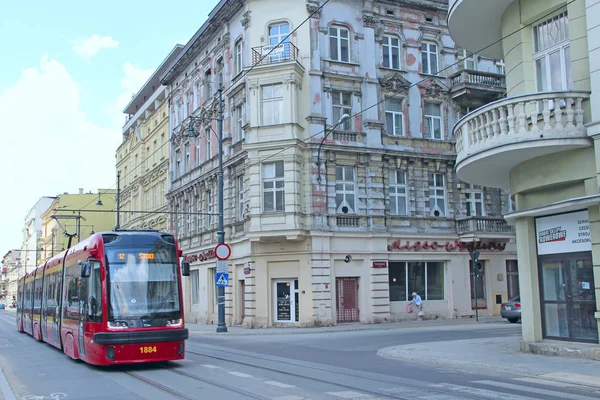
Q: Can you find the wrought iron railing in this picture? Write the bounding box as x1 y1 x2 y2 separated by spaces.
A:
252 42 299 65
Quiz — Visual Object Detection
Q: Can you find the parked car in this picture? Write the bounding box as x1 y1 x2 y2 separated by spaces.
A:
0 303 5 310
500 296 521 323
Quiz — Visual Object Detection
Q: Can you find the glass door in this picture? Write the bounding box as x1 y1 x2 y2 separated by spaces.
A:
540 252 598 342
273 280 298 323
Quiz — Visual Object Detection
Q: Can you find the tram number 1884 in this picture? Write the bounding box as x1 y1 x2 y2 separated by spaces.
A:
140 346 158 354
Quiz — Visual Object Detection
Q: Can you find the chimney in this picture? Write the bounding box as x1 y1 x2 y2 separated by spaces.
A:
79 188 84 194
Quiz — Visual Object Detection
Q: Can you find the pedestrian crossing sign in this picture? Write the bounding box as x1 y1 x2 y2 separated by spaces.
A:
216 273 229 286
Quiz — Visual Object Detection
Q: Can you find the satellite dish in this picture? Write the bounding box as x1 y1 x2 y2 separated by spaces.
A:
135 124 145 141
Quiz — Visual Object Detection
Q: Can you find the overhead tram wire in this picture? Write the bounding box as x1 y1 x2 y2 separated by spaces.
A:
78 0 331 212
79 1 573 217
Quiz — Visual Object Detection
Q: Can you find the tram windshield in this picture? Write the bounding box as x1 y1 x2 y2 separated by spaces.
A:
105 246 181 326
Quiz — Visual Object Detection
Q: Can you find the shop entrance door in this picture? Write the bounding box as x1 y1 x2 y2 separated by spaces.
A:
336 277 359 322
540 252 598 342
273 279 299 323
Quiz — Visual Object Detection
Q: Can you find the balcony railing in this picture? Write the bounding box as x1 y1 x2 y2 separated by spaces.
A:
456 216 514 235
449 69 505 89
454 91 591 163
252 42 299 66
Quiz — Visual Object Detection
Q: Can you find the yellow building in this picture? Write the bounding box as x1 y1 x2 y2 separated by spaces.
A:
449 0 600 351
39 188 116 262
117 45 184 232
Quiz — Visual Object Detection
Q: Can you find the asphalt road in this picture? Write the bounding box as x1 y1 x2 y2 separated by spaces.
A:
1 310 599 400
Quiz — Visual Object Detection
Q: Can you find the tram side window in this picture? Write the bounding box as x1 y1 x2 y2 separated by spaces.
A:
87 260 102 322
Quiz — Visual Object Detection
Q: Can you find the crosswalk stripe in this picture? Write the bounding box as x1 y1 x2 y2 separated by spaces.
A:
200 364 220 369
271 396 307 400
264 381 296 388
228 371 252 378
515 377 600 392
429 383 538 400
325 391 378 399
473 380 600 400
380 387 466 399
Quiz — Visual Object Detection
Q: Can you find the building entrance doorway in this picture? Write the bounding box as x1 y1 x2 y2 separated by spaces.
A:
539 252 597 342
273 279 299 323
336 277 359 322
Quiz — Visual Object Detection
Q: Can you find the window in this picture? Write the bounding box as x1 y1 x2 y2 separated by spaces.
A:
263 161 285 212
261 84 283 125
217 58 224 88
385 99 403 136
235 104 244 141
388 261 444 301
146 146 150 169
429 173 446 217
185 200 190 235
235 40 243 75
175 150 181 178
184 143 190 174
269 22 290 63
161 182 166 206
495 60 505 75
146 191 151 211
533 11 572 92
196 196 202 230
458 49 475 70
205 128 212 159
196 136 201 166
203 69 211 102
465 183 484 216
194 81 200 109
421 42 438 75
153 140 158 164
389 170 407 216
206 190 212 227
237 175 245 220
191 270 199 304
383 35 401 69
335 166 355 214
424 102 442 140
332 91 352 130
329 26 350 62
153 186 158 208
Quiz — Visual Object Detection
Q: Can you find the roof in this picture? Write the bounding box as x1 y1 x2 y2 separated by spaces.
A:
122 44 185 115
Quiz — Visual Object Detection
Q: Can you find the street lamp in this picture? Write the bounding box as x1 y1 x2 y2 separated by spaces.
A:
316 114 351 183
179 83 227 333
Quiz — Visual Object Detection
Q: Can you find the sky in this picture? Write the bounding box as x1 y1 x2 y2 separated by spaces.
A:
0 0 221 255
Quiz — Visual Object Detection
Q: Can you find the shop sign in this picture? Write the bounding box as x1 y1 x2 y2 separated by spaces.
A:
387 240 506 252
372 261 387 268
183 249 216 263
536 210 591 255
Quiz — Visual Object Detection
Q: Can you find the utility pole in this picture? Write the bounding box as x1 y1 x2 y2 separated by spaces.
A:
216 83 227 333
469 251 480 322
116 171 121 230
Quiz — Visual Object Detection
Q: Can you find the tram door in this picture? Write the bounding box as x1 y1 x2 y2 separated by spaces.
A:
78 275 88 358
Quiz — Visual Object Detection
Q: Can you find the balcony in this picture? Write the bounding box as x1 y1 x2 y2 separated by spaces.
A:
456 216 514 242
448 0 513 59
449 70 505 108
252 43 299 66
454 91 591 188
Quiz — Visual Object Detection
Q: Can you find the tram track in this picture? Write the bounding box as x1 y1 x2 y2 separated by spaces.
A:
185 344 491 400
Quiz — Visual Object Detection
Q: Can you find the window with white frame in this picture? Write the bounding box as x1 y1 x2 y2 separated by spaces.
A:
191 270 200 304
206 190 212 227
388 261 444 301
268 22 291 63
237 175 245 220
385 99 404 136
153 140 158 164
389 169 407 216
196 136 201 166
205 128 212 159
153 186 158 208
261 84 283 125
183 94 189 119
185 200 191 235
217 58 224 88
421 42 438 75
495 60 505 75
424 102 442 140
383 35 401 69
329 26 350 62
203 69 211 102
458 49 475 70
429 173 446 217
175 150 181 178
194 80 200 109
196 196 202 230
263 161 285 212
184 143 190 174
335 166 356 214
161 182 165 206
235 103 244 141
235 40 243 75
533 11 572 92
465 183 484 216
331 91 352 130
146 191 151 211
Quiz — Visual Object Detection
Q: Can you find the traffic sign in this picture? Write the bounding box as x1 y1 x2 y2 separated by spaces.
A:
216 260 228 274
216 273 229 286
214 243 232 260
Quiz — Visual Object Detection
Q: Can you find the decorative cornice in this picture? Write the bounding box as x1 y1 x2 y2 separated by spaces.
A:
241 10 251 29
362 12 379 28
306 1 322 18
379 72 411 94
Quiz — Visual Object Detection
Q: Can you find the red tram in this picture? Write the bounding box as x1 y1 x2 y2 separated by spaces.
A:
16 230 191 365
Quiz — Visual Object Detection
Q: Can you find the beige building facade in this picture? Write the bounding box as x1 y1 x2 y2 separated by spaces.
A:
117 45 184 232
163 0 518 328
449 0 600 345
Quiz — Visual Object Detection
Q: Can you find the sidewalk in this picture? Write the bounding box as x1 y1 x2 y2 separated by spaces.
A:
185 315 505 335
377 335 600 388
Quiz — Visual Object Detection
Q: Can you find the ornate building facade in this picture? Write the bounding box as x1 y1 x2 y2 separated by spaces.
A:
117 45 184 232
162 0 517 328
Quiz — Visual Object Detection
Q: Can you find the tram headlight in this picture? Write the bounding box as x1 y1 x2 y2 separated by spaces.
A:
108 321 129 328
166 319 182 327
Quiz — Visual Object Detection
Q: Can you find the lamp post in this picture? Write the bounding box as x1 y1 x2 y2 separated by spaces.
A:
116 171 121 230
316 114 351 183
181 83 227 333
469 251 480 322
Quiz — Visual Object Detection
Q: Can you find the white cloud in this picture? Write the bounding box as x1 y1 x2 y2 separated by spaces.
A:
72 35 119 60
111 61 154 127
0 55 121 251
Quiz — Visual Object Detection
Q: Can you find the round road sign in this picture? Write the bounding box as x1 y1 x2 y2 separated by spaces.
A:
215 243 232 260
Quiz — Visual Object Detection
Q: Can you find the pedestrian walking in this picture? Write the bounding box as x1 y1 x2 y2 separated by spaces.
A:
411 292 424 320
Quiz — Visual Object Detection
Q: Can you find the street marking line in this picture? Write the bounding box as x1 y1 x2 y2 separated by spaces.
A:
271 396 307 400
325 391 376 399
228 371 252 378
430 383 538 400
264 381 296 388
473 380 600 400
200 364 220 369
0 365 16 400
537 372 600 389
514 377 600 392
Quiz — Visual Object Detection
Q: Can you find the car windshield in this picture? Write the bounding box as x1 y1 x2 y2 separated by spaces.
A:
105 246 181 322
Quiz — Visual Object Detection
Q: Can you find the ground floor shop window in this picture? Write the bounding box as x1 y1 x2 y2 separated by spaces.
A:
191 270 199 304
273 279 299 322
388 261 444 301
